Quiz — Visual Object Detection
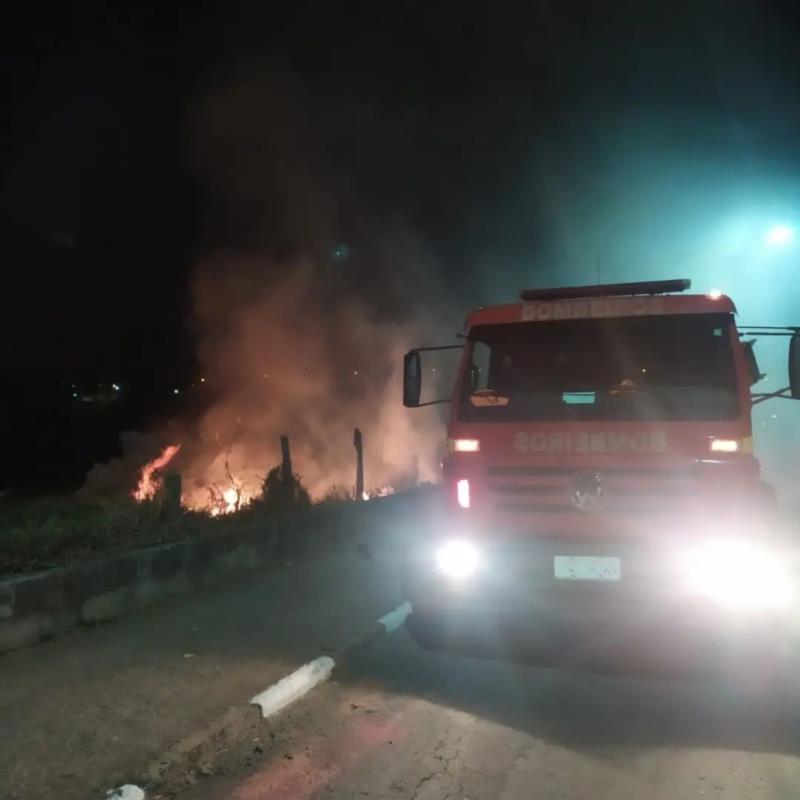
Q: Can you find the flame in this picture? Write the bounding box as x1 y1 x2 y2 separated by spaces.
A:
202 477 257 516
131 444 260 516
208 485 251 516
132 441 397 515
362 485 395 501
132 444 181 501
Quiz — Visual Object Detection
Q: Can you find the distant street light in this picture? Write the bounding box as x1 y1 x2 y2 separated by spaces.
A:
765 224 795 247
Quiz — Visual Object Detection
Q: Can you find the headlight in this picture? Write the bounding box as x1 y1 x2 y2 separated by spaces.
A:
436 539 480 579
680 539 795 611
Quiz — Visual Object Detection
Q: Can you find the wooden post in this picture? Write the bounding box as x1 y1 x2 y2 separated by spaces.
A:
280 435 292 484
353 428 364 501
164 472 182 517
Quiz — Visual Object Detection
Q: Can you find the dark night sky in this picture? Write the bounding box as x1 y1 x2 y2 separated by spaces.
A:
3 1 800 488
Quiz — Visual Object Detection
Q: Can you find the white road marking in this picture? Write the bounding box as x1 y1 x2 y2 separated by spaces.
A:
378 601 412 633
106 785 145 800
250 656 336 718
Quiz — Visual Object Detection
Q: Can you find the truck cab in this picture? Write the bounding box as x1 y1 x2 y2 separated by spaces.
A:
403 280 800 656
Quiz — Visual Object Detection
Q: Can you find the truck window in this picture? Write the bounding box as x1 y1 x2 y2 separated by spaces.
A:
458 313 739 422
470 341 491 392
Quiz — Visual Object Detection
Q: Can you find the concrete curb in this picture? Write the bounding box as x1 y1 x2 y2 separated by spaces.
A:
0 527 277 654
251 656 336 718
126 601 413 798
106 785 146 800
245 601 413 723
0 492 428 655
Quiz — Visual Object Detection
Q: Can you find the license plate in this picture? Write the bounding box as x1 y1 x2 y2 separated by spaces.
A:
554 556 621 582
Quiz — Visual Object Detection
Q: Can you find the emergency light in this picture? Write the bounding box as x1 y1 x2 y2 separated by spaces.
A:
520 279 691 302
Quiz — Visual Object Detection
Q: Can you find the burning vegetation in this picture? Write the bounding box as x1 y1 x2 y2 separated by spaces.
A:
129 439 393 517
112 254 450 514
132 444 181 502
202 455 255 516
83 64 458 511
131 444 255 516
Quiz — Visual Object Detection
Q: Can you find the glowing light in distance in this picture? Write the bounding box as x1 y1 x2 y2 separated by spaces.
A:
707 288 723 300
766 225 794 247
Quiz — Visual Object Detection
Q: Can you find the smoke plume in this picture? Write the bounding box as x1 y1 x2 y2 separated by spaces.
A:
173 58 459 504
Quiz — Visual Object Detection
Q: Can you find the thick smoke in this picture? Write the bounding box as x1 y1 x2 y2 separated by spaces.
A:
180 253 451 504
173 59 459 504
80 59 462 505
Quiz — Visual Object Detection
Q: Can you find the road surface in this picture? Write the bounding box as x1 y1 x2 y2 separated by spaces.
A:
2 495 800 799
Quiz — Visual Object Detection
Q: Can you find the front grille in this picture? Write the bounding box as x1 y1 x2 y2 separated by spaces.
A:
487 465 700 514
494 502 577 514
491 484 564 495
487 465 696 479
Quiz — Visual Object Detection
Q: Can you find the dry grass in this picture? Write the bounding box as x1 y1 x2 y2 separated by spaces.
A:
0 468 346 576
0 497 209 575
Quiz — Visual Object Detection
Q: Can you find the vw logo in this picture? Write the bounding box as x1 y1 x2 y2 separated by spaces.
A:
571 472 604 513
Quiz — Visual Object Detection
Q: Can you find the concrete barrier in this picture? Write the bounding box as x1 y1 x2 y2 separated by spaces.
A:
0 492 430 655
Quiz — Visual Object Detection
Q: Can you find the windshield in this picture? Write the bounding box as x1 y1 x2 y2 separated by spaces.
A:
459 313 739 422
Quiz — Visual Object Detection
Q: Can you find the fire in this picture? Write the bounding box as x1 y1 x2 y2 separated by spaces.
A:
133 444 256 515
132 444 181 501
207 483 255 516
203 457 257 517
131 441 398 515
363 485 395 501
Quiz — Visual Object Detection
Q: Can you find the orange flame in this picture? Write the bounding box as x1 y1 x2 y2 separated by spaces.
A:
132 444 396 515
205 482 257 516
133 444 181 501
363 485 395 501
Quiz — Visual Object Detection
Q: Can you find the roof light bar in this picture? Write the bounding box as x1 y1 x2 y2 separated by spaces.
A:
520 279 691 302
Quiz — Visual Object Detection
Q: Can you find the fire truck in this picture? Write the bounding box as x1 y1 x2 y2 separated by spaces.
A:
402 279 800 661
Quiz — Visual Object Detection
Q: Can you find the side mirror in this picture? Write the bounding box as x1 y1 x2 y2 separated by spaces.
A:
790 333 800 399
403 350 422 407
743 340 763 386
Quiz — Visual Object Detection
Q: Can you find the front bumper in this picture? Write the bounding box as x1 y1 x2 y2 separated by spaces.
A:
405 535 800 655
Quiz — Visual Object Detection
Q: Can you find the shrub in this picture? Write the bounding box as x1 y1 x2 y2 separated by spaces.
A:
320 484 354 504
253 466 311 513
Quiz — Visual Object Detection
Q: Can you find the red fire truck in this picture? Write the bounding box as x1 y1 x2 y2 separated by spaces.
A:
402 279 800 660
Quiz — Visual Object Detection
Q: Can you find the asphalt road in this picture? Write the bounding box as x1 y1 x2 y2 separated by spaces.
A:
0 499 412 800
3 495 800 799
182 628 800 800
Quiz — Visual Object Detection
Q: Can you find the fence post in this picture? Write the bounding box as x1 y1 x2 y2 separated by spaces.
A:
164 472 182 517
354 428 364 501
280 435 292 483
